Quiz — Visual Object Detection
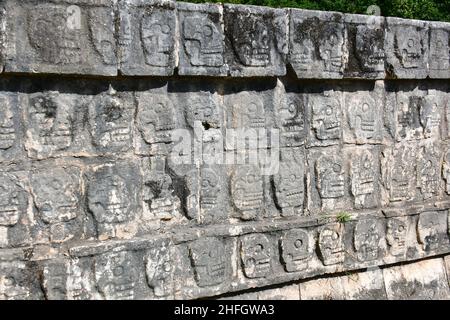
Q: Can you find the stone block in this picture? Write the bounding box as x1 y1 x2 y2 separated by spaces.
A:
344 14 385 79
0 92 23 163
342 81 385 145
5 0 117 76
119 0 176 76
341 267 387 300
289 9 347 79
429 21 450 79
257 284 300 300
385 17 429 79
224 4 287 77
383 258 450 299
177 2 227 76
300 276 345 300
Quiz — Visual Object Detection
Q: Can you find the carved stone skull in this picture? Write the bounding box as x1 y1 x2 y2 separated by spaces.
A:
189 237 226 287
0 261 29 300
231 93 265 129
95 251 138 300
355 25 385 71
145 240 173 297
183 15 224 67
318 223 345 265
0 173 25 227
386 217 408 256
240 234 272 278
311 92 341 141
28 92 74 151
348 93 377 140
395 26 424 69
319 23 344 72
88 8 116 65
273 162 304 217
278 95 305 146
137 94 175 144
31 167 80 224
200 168 220 208
231 165 264 220
141 10 174 67
354 218 382 262
280 229 310 272
87 167 132 225
417 211 443 251
351 150 375 197
231 16 270 67
0 95 15 150
316 155 345 199
89 87 133 152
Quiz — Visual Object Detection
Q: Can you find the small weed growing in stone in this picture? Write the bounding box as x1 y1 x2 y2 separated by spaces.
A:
336 212 352 223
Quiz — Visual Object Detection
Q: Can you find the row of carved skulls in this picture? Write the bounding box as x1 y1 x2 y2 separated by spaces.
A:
3 211 447 300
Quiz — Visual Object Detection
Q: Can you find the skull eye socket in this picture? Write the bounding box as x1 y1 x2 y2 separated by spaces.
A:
331 231 339 240
362 103 370 112
288 103 296 114
163 262 172 272
161 24 170 34
203 25 213 37
4 276 16 286
209 249 217 258
113 266 124 277
398 225 405 232
255 244 263 253
246 174 255 183
294 239 303 248
247 103 257 114
325 105 333 115
407 38 415 48
332 163 341 173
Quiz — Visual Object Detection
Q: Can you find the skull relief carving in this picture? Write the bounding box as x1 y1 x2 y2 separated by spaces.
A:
386 217 408 257
347 93 377 141
394 27 424 69
240 234 272 278
277 94 305 147
273 161 304 217
0 173 26 227
31 167 81 225
27 7 81 64
354 218 382 262
417 211 444 251
189 237 227 287
88 8 116 65
316 155 345 199
318 223 345 265
355 25 385 71
95 251 138 300
0 261 29 300
137 94 175 144
231 165 264 220
231 16 271 67
430 29 450 72
311 91 341 141
319 26 345 72
89 87 133 152
28 92 75 152
351 150 375 198
145 240 174 298
0 94 16 151
183 15 224 67
140 10 174 67
280 229 311 272
230 93 265 129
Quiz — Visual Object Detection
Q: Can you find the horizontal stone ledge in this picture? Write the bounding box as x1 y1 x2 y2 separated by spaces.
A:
0 0 449 79
1 210 449 299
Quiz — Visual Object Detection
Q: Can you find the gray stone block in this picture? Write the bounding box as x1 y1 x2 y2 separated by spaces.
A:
177 2 227 76
119 0 176 76
344 14 385 79
383 258 450 299
429 21 450 79
289 9 347 79
224 4 287 77
4 0 117 76
385 17 429 79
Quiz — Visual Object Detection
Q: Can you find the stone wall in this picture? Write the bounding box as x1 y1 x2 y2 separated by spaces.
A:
0 0 449 300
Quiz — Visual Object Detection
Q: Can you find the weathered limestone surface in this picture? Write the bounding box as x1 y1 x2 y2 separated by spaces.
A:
0 0 449 300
